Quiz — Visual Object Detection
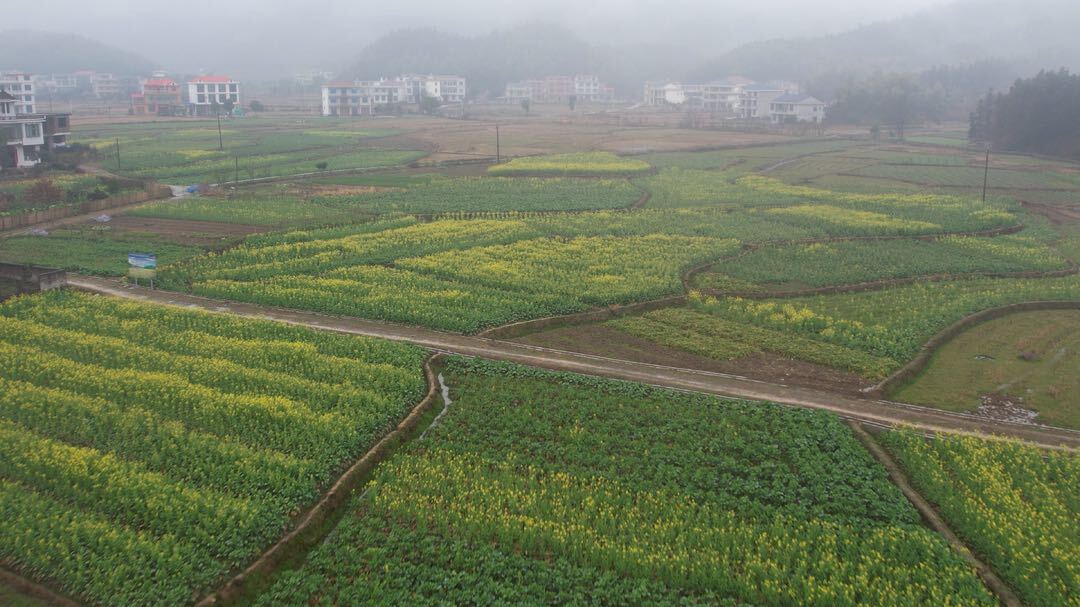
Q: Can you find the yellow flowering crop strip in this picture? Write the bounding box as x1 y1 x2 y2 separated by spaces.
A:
883 431 1079 607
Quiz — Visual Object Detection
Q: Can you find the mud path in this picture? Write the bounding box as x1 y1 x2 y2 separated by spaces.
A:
68 275 1080 450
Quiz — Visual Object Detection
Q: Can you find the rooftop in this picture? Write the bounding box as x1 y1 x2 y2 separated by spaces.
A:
773 93 824 104
189 76 235 84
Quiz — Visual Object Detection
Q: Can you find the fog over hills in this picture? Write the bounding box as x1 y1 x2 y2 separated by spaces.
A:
6 0 1078 88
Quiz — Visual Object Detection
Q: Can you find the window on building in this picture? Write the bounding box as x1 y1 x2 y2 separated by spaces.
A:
197 94 206 103
24 123 41 138
197 84 205 93
229 84 237 92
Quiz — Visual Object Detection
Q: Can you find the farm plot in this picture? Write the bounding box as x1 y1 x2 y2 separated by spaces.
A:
694 235 1071 292
310 176 643 214
850 164 1080 190
640 139 859 171
0 174 141 217
255 358 996 607
892 309 1080 428
75 119 422 184
0 290 427 606
488 152 650 176
127 186 362 227
689 274 1080 362
883 431 1079 607
0 228 205 276
161 189 1016 333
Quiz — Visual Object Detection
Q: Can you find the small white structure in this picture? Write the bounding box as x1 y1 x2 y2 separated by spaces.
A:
1 91 46 169
186 76 240 116
0 72 35 114
770 94 826 123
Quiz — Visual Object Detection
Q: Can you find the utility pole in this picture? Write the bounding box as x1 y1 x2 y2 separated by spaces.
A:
217 113 224 151
981 144 991 203
115 138 121 171
495 124 500 164
235 157 239 184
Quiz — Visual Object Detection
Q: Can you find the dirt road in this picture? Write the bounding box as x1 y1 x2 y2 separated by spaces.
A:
68 274 1080 450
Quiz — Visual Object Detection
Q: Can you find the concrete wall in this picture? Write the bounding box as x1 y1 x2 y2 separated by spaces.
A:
0 262 67 292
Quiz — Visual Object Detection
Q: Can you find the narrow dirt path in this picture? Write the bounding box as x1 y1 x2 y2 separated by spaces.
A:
67 275 1080 450
849 422 1025 607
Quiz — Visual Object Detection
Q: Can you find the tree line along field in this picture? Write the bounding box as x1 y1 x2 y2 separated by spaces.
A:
0 290 427 606
73 117 423 185
256 358 1005 607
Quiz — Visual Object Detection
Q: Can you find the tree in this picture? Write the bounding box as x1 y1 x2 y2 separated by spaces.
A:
223 97 236 115
971 70 1080 158
828 74 943 139
521 99 531 114
315 161 328 171
249 100 265 112
418 94 441 115
568 94 577 111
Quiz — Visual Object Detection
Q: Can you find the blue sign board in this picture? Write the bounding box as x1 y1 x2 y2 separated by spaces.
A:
128 253 157 269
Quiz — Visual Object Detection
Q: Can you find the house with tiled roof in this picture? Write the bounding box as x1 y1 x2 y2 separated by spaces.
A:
131 77 183 115
769 94 826 123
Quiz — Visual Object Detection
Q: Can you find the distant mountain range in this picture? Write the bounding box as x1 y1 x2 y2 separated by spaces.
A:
0 30 155 76
690 0 1080 82
341 23 688 98
342 0 1080 98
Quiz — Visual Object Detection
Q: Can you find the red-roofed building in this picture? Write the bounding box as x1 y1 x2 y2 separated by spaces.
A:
131 77 183 115
186 76 240 116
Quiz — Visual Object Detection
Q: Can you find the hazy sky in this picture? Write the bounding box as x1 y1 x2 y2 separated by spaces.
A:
18 0 958 77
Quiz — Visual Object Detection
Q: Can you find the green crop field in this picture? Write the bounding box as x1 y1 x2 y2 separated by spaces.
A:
310 176 643 214
0 174 141 217
689 275 1080 363
0 229 205 276
892 309 1080 427
694 235 1070 292
883 431 1079 607
488 151 651 176
74 117 423 185
255 358 996 607
159 183 1017 333
0 291 426 606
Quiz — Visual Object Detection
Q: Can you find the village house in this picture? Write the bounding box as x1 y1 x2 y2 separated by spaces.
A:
0 91 46 169
769 93 826 123
187 75 241 116
0 72 36 114
320 74 466 116
131 77 183 115
504 74 614 103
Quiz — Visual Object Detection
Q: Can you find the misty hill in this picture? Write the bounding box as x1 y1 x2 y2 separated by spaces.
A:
342 23 684 98
691 0 1080 82
0 30 155 75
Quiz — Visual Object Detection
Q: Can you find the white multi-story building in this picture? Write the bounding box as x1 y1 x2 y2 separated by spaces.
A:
1 91 46 169
0 72 35 114
412 74 466 103
770 94 826 123
187 76 241 116
322 74 466 115
320 79 409 116
573 75 600 100
740 84 789 120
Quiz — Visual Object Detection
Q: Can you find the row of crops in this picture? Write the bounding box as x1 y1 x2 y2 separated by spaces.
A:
255 358 1004 607
0 290 427 606
128 176 644 226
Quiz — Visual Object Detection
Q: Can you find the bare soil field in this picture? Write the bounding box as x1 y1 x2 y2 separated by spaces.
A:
513 323 869 395
101 215 265 245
